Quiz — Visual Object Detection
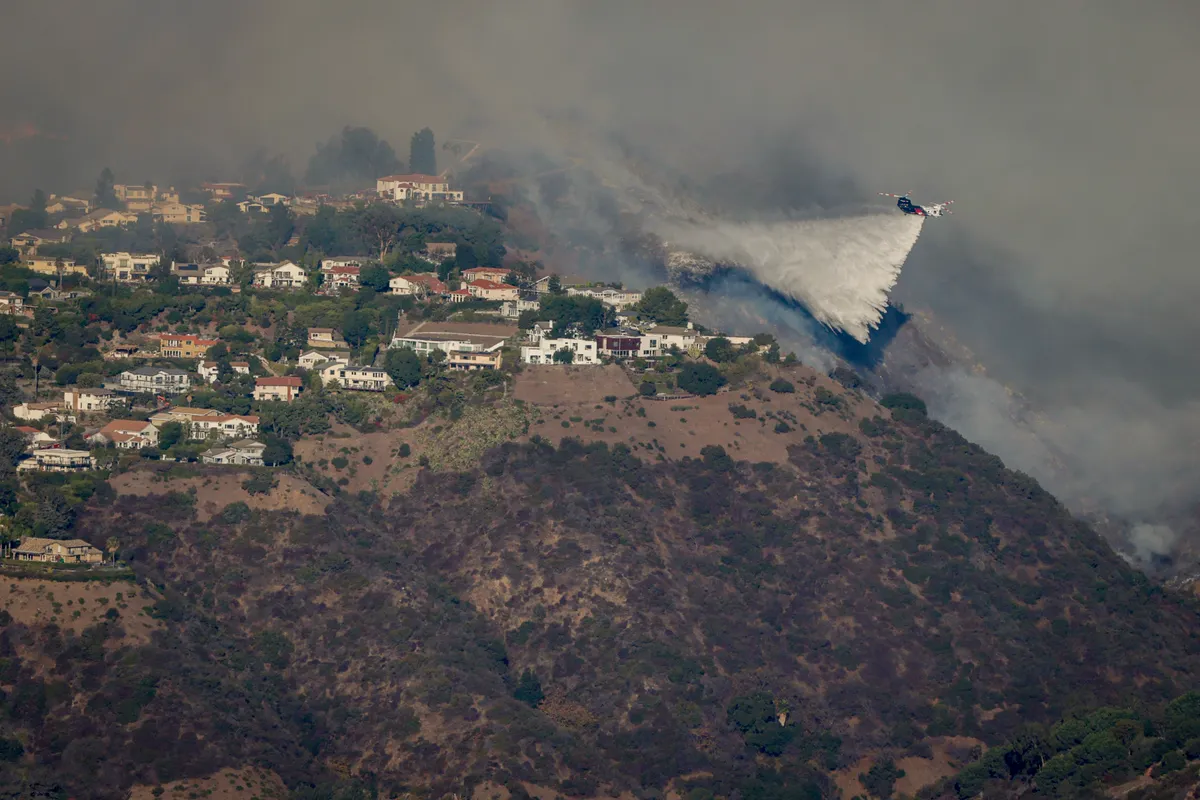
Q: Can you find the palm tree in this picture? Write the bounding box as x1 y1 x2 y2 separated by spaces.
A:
105 537 119 565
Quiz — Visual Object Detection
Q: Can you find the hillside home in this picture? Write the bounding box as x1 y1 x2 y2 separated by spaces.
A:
318 363 391 392
101 252 160 282
104 344 142 360
148 407 222 428
298 350 349 370
63 387 121 414
25 257 87 277
13 402 65 422
465 279 520 302
10 230 69 256
201 264 231 285
447 351 502 371
307 328 347 348
11 537 103 563
17 449 96 473
0 292 25 313
118 366 191 395
390 322 514 355
252 261 308 289
254 376 303 402
152 202 206 224
323 266 360 292
521 337 599 365
642 324 698 355
200 182 246 200
595 332 646 360
201 439 267 466
423 242 457 261
61 209 136 232
376 174 464 203
567 286 644 311
389 273 447 297
189 414 259 441
14 426 57 450
159 333 218 359
114 183 159 210
500 298 540 319
89 419 159 449
321 256 371 270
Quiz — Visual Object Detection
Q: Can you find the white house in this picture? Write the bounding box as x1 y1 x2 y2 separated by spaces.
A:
189 414 260 441
318 362 391 392
322 256 371 270
202 439 267 466
63 388 121 414
500 298 540 319
251 261 308 289
323 266 360 292
101 252 160 282
567 286 644 312
0 292 25 313
89 419 160 449
376 174 463 204
298 350 349 370
201 264 231 285
17 449 95 473
13 402 64 422
521 337 600 365
118 366 191 395
642 324 699 356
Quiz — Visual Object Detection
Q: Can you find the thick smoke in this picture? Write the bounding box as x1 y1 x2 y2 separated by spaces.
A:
654 215 924 344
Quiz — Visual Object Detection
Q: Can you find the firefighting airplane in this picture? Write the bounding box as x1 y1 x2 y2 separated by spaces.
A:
879 192 954 218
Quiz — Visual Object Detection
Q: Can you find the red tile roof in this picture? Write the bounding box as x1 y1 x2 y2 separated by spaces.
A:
256 376 303 387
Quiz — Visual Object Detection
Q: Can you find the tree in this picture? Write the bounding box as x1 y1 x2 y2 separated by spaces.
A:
514 670 544 707
635 287 689 326
157 421 185 451
0 428 28 475
359 264 391 292
385 347 423 388
105 537 119 565
305 126 402 187
704 336 737 363
678 362 726 396
357 204 402 259
94 167 120 210
769 378 795 393
342 310 372 348
553 347 575 364
409 127 437 176
547 275 563 295
266 203 295 249
639 380 657 397
262 435 293 466
860 758 905 799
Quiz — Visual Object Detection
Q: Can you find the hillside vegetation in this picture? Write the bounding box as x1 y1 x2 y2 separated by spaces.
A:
3 379 1200 799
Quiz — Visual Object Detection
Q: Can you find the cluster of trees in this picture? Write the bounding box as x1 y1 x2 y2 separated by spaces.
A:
302 125 438 190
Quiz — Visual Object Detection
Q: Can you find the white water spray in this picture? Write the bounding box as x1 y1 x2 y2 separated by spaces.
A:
654 214 925 343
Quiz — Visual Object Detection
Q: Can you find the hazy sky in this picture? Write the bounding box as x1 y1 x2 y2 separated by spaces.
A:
5 1 1199 527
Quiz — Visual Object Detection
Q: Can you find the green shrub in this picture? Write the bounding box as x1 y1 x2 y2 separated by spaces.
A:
639 380 657 397
769 378 795 394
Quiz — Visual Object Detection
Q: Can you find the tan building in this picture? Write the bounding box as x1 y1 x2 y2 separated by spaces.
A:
447 351 502 371
89 419 159 449
152 202 206 225
465 279 519 302
25 257 88 277
61 209 137 232
254 376 303 402
63 388 121 414
159 333 218 359
461 267 514 284
17 449 96 472
114 183 159 211
11 537 103 564
317 363 391 392
376 174 464 203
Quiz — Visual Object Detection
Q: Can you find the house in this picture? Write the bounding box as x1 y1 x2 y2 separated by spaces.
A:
148 406 222 428
448 289 472 303
323 266 360 292
152 202 206 225
114 183 159 211
25 257 87 277
202 439 267 466
189 414 259 441
250 192 290 207
31 285 90 302
104 344 142 361
14 426 57 450
464 279 519 302
532 274 591 294
447 351 502 371
462 267 514 284
196 360 245 383
376 174 464 204
642 324 698 355
0 292 25 313
298 350 349 370
321 256 372 270
13 402 65 422
11 537 103 563
307 328 347 349
500 298 540 319
254 376 303 402
61 209 136 232
521 337 599 365
159 333 218 359
252 261 308 289
595 332 645 359
389 273 447 297
318 362 391 392
201 264 230 285
390 321 515 355
10 230 69 256
90 419 159 449
101 252 161 282
171 263 204 284
200 182 246 200
567 286 644 311
16 449 96 473
63 388 121 414
118 366 191 395
423 242 457 261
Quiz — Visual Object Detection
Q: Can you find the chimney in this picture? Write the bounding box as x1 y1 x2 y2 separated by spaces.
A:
686 322 694 330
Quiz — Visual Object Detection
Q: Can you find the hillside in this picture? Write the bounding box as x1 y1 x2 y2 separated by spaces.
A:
4 365 1200 799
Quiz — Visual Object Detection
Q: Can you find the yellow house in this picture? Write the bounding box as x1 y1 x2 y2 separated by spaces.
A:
25 257 88 276
152 202 206 224
11 537 104 563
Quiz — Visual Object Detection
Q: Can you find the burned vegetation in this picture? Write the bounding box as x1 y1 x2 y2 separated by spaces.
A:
5 402 1200 799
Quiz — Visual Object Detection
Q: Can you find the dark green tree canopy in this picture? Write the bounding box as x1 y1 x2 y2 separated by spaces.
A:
306 126 402 188
409 127 437 176
635 287 689 326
